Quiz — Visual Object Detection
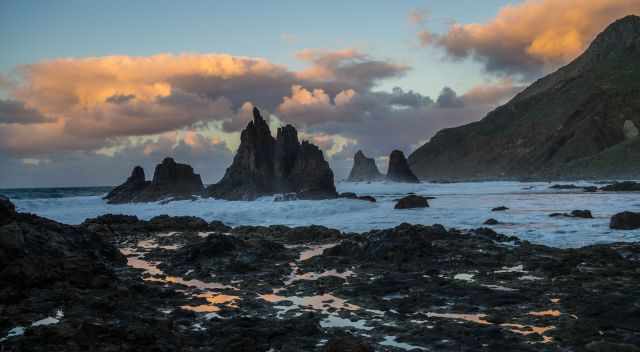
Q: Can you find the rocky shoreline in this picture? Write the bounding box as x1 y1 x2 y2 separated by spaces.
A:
1 197 639 351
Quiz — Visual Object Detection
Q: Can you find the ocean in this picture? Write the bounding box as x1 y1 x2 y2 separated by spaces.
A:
3 181 640 248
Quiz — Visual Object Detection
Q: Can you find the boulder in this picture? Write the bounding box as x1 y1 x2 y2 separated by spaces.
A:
386 150 419 183
103 166 150 204
347 151 383 182
208 107 336 200
610 211 640 229
394 195 429 209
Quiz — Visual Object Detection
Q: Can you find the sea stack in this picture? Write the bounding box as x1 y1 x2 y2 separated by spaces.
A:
103 166 150 204
104 158 204 204
386 150 419 183
347 150 383 182
207 107 337 200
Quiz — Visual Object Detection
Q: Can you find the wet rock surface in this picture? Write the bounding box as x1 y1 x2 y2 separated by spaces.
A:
2 198 640 351
207 107 337 200
348 151 384 182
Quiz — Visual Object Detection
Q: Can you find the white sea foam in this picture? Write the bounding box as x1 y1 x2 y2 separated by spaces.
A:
12 181 640 248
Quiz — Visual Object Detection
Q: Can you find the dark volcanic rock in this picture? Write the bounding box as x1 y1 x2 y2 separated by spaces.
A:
484 218 499 225
0 198 124 293
81 214 230 238
0 195 17 226
103 166 150 204
289 141 337 199
394 195 429 209
165 233 292 275
139 157 204 200
550 210 594 219
338 193 376 202
105 158 204 204
600 181 640 191
208 107 336 200
323 334 374 352
408 16 640 180
570 210 594 218
386 150 420 183
492 206 509 211
610 211 640 229
347 151 383 182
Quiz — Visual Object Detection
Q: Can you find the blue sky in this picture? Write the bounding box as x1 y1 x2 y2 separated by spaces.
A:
0 0 511 98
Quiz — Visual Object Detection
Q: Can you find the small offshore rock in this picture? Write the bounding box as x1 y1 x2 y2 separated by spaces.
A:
610 211 640 230
394 195 429 209
484 218 499 225
492 206 509 211
601 181 640 192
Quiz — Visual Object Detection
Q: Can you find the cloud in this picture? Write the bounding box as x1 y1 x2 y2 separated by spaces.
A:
0 99 52 124
0 49 523 185
436 87 464 108
419 0 640 77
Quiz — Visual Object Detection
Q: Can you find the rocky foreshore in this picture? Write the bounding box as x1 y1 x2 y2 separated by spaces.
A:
1 197 639 351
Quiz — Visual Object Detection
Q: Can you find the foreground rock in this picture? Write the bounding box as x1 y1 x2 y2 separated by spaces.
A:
610 211 640 229
394 195 429 209
347 151 383 182
3 197 640 351
386 150 419 183
104 157 204 203
208 107 337 200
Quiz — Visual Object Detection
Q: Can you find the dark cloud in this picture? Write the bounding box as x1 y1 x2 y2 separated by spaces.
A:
0 99 52 124
436 87 464 108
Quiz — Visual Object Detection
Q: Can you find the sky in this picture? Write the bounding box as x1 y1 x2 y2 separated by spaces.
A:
1 0 638 187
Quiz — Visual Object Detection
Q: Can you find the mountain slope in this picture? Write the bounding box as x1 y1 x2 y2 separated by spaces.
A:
408 15 640 180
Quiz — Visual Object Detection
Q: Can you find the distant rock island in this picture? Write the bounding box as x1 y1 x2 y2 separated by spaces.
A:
346 149 419 183
408 15 640 180
347 150 383 182
386 150 419 183
105 157 204 204
207 107 337 200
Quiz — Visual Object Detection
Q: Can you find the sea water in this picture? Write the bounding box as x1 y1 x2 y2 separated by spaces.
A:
3 181 640 248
